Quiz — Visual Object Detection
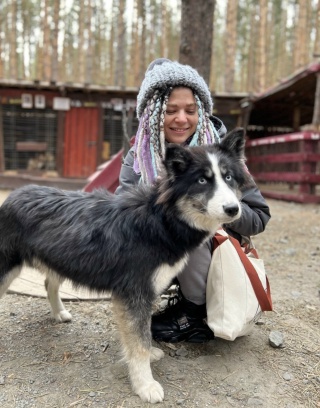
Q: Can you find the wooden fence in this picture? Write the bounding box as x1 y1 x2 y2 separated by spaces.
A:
246 132 320 203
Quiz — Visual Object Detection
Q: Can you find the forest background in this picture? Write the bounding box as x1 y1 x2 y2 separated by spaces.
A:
0 0 319 95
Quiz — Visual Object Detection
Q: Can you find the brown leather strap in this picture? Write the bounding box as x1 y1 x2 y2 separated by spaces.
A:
214 232 273 311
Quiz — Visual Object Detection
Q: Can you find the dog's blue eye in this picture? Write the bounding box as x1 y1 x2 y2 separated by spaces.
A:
198 177 207 184
226 175 232 182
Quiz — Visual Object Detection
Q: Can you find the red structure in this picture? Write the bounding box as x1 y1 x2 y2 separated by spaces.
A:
83 149 123 194
63 107 100 178
246 132 320 203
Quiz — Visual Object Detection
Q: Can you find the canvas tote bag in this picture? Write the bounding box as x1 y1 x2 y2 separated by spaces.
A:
206 229 272 341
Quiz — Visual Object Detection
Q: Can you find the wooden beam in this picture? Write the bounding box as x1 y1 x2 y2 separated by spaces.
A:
248 152 320 164
15 142 48 152
252 172 320 183
312 72 320 128
293 106 301 131
0 105 4 172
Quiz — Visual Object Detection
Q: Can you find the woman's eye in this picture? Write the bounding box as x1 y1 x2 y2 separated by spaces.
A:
198 177 207 185
225 174 232 182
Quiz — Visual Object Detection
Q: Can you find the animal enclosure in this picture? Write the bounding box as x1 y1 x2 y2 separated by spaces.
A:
246 132 320 203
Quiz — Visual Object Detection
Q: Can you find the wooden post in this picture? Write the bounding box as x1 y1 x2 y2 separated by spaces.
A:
312 72 320 130
293 106 301 131
0 104 4 172
240 99 253 131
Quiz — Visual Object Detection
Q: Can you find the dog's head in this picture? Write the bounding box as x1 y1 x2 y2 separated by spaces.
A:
157 128 253 233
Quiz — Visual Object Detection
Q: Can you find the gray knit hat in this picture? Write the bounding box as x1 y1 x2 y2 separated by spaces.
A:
136 58 213 119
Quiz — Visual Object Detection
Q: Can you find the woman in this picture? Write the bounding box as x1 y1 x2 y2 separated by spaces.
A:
115 58 271 343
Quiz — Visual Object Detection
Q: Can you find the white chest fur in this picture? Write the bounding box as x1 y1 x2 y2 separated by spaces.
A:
152 255 188 296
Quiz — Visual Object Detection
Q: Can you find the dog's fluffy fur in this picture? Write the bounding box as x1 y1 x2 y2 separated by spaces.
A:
0 128 251 403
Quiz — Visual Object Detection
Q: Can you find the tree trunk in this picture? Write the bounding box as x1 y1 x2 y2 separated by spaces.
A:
224 0 238 92
9 0 18 79
161 0 168 58
128 0 137 86
51 0 61 82
78 0 86 83
0 3 4 78
313 0 320 58
42 0 51 81
108 0 116 85
293 0 310 70
115 0 126 87
312 72 320 129
148 0 157 64
85 0 94 84
179 0 215 85
257 0 267 92
138 0 147 83
21 1 28 78
278 1 288 80
247 4 258 93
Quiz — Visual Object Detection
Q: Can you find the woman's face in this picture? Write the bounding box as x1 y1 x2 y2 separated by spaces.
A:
164 87 199 144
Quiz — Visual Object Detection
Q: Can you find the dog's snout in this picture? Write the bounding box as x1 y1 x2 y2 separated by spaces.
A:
223 204 239 217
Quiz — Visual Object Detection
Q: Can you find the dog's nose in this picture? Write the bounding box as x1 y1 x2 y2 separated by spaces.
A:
223 204 239 217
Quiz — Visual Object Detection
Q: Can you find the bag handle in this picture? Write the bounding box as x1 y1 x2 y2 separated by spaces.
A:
213 232 273 312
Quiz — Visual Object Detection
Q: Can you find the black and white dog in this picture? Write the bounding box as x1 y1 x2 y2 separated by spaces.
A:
0 128 251 403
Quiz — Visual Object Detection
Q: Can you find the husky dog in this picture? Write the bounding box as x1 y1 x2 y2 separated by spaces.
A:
0 128 251 403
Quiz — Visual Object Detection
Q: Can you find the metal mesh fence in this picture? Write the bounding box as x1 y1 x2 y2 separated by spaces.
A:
2 104 58 171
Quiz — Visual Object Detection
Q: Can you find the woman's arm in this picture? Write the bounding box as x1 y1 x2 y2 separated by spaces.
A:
114 147 140 195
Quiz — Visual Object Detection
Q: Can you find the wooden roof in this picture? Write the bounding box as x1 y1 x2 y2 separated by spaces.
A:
0 78 139 100
244 62 320 137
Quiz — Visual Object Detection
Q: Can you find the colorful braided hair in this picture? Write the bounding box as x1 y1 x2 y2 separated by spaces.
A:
133 88 221 185
134 58 221 185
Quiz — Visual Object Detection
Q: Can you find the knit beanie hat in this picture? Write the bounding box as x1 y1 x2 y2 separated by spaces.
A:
136 58 213 119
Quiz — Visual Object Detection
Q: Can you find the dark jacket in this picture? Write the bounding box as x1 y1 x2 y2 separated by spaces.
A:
115 117 271 239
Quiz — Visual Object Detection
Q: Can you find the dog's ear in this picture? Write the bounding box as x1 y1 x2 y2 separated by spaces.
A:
220 128 246 158
164 144 192 176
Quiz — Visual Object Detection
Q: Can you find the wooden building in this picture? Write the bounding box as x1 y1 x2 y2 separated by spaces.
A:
0 80 246 190
241 62 320 138
242 62 320 203
0 80 138 189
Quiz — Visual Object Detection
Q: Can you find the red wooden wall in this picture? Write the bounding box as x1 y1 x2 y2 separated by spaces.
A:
246 132 320 203
63 107 99 178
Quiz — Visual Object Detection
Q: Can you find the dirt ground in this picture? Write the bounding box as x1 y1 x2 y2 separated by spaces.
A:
0 189 319 408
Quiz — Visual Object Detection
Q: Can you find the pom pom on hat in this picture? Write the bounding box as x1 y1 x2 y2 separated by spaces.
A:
136 58 213 119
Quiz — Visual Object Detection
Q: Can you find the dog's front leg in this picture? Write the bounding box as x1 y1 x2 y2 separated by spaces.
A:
112 297 164 403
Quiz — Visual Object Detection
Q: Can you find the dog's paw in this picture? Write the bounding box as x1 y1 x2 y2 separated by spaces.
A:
53 310 72 323
150 346 164 362
135 380 164 403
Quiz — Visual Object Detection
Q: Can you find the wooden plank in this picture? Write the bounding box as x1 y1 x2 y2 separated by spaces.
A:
247 152 320 164
7 266 110 300
16 142 48 151
312 72 320 127
0 105 4 172
246 131 320 147
252 172 320 183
